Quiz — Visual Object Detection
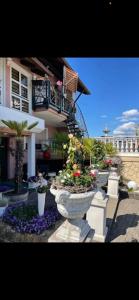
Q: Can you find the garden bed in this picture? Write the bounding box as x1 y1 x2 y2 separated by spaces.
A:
0 201 63 242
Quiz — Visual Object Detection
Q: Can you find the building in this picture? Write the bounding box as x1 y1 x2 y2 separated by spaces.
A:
0 58 90 181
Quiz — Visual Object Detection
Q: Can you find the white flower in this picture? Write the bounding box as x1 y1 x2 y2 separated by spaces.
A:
67 174 71 178
59 170 62 174
61 179 65 183
63 144 67 149
64 176 67 179
38 172 43 177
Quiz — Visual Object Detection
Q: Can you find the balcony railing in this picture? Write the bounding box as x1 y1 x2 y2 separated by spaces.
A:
32 80 72 115
95 136 139 154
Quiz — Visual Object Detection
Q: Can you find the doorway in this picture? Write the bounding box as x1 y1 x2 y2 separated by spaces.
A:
0 137 8 182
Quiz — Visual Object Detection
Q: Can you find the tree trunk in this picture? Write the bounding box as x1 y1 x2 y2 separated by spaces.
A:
15 138 24 193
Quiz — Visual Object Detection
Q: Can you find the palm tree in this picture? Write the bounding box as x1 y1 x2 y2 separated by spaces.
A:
1 120 38 193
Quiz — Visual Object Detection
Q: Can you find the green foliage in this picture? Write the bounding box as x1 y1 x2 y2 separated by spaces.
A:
12 204 37 220
128 187 134 192
1 120 38 193
104 143 117 156
37 185 48 193
91 139 106 164
0 199 8 207
53 132 69 149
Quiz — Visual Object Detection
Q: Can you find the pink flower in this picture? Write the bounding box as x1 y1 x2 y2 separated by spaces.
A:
90 169 98 176
66 160 70 164
56 80 63 86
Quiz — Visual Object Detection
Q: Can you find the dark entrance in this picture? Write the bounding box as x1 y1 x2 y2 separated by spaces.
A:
0 137 8 182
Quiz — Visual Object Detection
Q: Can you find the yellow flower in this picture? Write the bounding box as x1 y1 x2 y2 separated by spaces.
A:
68 134 73 139
73 164 78 169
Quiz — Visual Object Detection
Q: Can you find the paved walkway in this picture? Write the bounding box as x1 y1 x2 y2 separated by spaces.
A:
108 197 139 242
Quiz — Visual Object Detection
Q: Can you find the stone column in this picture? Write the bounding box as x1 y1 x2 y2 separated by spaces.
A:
107 172 120 200
27 133 36 178
86 189 109 242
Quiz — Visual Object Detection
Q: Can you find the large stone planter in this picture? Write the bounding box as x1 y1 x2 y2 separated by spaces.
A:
6 190 29 205
48 187 95 242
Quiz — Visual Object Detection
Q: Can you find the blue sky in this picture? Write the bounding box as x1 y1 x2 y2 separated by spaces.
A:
67 58 139 137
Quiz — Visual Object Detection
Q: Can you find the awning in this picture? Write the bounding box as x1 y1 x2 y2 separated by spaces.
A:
63 66 78 93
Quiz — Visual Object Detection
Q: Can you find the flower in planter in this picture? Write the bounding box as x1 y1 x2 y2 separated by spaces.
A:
37 185 48 193
2 202 61 234
28 176 39 183
52 135 97 193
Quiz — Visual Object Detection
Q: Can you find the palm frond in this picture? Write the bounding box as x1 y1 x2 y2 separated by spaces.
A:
27 121 38 130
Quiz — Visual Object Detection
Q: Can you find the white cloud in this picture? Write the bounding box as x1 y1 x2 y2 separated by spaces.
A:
100 115 107 118
116 109 139 122
113 122 136 136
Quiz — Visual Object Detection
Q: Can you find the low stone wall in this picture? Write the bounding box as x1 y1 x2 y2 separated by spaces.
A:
119 154 139 185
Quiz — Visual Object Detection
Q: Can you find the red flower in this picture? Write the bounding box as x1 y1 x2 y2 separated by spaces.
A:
73 172 80 177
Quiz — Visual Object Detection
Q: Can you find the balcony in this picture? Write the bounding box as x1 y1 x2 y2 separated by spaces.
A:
32 79 72 115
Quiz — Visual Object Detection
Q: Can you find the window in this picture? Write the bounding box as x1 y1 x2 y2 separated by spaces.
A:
11 67 29 113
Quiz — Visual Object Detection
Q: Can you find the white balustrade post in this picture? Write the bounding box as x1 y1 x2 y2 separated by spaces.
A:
135 138 138 153
130 138 133 152
27 133 36 178
121 139 124 152
116 139 119 152
126 139 129 152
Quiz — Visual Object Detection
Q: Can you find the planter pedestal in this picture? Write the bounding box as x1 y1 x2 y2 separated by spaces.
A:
48 219 91 243
107 172 120 200
86 189 108 242
48 188 95 243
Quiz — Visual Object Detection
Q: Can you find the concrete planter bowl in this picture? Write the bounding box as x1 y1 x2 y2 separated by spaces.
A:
49 187 95 242
6 190 29 205
0 200 8 217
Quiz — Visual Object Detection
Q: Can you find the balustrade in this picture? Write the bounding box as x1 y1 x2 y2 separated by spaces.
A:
95 136 139 153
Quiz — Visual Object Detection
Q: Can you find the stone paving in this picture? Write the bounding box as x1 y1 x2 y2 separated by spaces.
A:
1 188 139 242
108 197 139 242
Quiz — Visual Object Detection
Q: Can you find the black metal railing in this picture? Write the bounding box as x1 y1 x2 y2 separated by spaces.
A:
32 80 73 114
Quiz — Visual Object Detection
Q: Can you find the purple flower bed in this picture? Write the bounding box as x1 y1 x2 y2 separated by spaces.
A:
0 185 13 192
2 202 61 235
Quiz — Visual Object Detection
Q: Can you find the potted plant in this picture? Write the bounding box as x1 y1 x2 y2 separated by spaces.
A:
28 176 40 190
42 144 51 159
50 134 96 242
37 185 48 216
1 120 38 203
0 198 8 217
